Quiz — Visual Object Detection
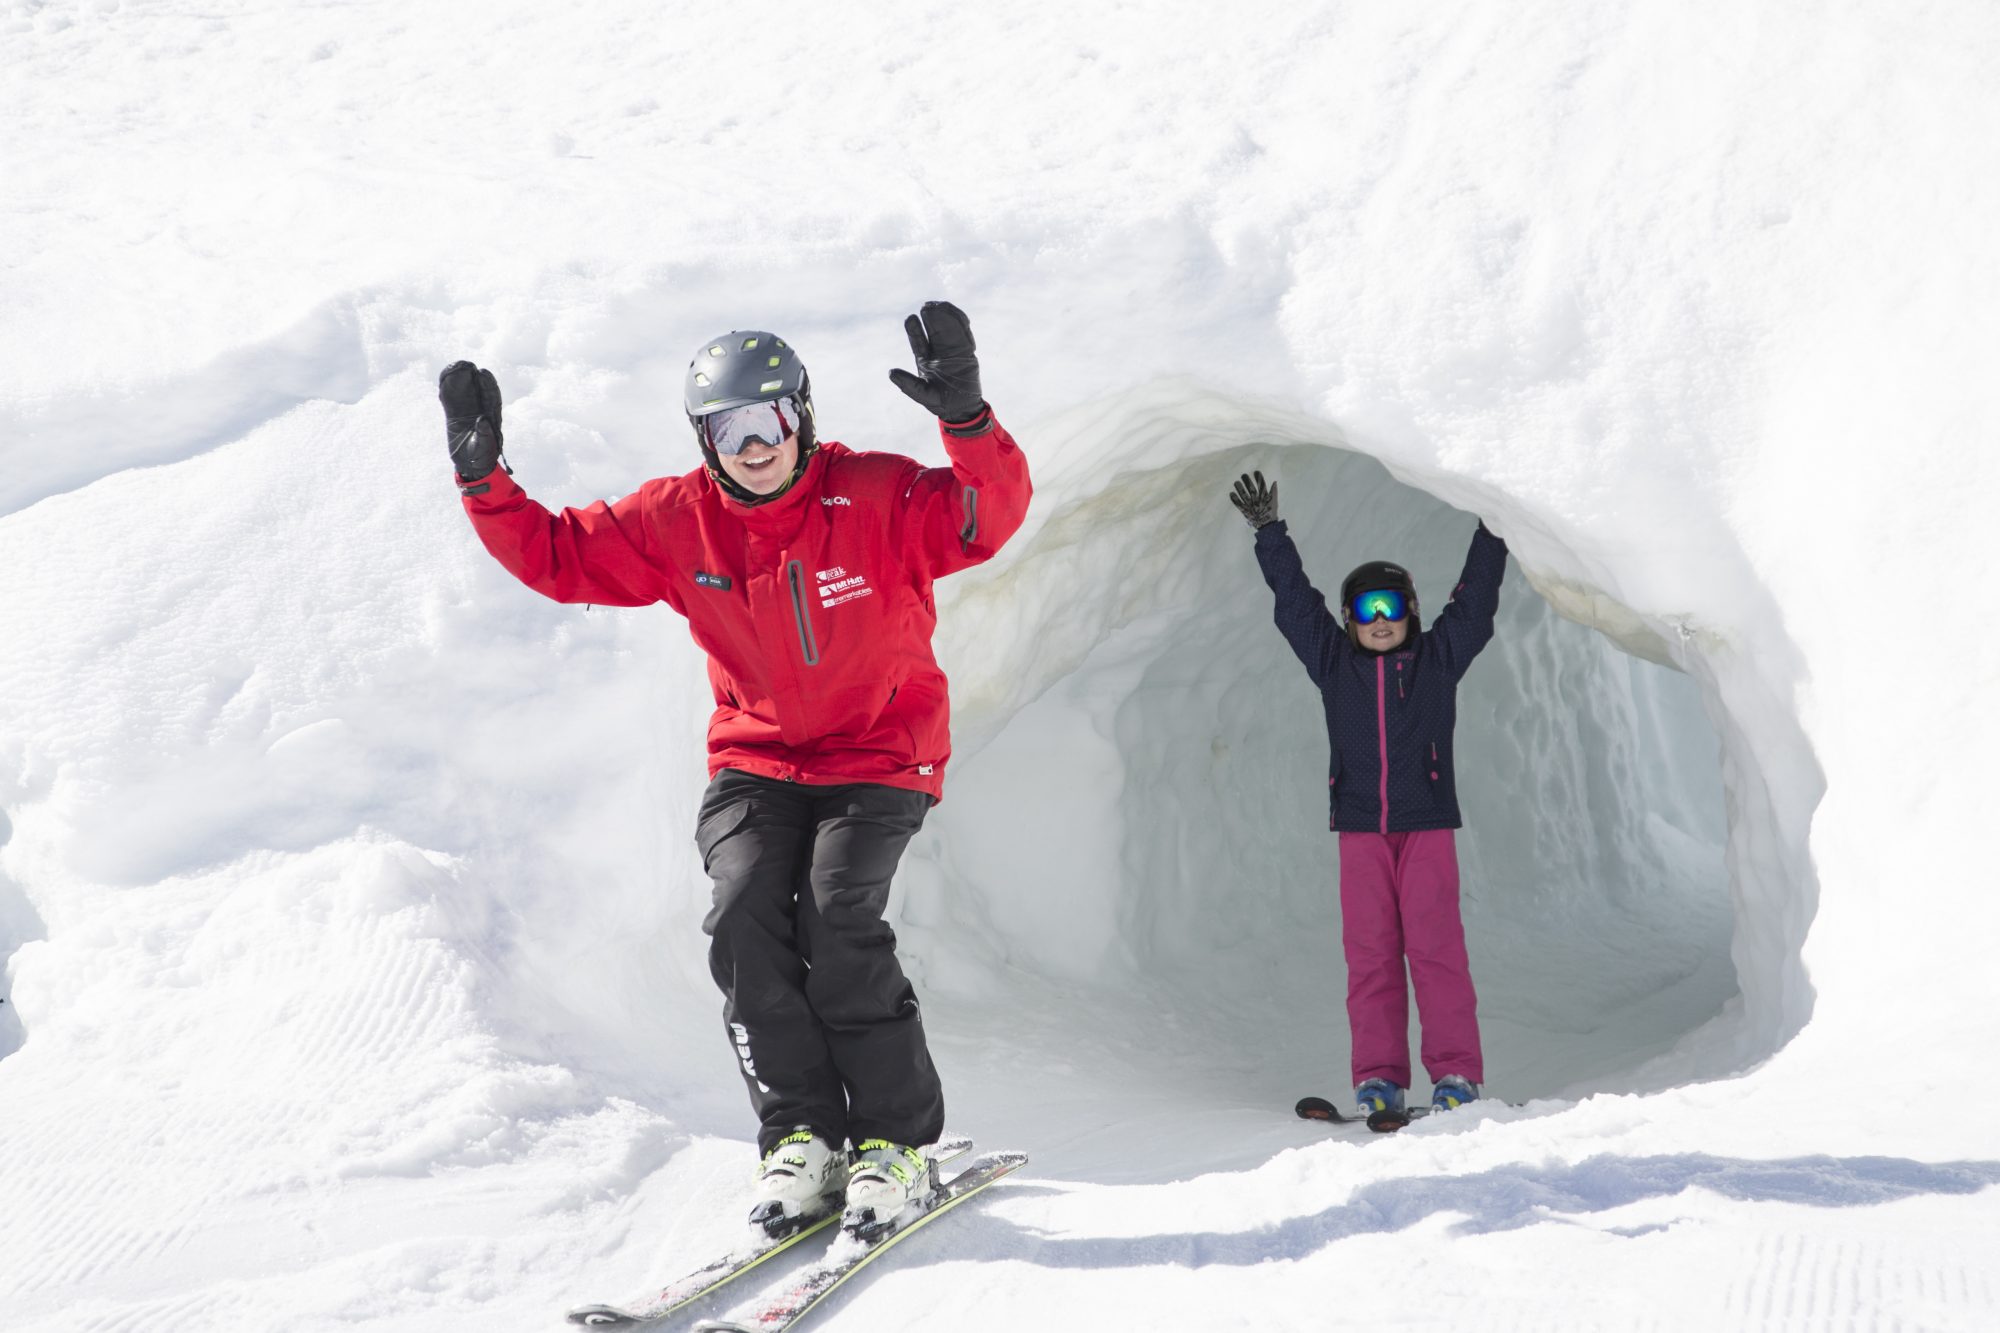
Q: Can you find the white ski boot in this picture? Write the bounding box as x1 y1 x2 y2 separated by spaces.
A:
748 1128 847 1240
841 1139 939 1242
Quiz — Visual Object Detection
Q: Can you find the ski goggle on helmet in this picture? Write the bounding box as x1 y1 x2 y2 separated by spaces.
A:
1350 588 1410 624
700 395 806 457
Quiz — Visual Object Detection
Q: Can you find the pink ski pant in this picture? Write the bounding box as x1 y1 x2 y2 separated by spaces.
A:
1338 829 1483 1089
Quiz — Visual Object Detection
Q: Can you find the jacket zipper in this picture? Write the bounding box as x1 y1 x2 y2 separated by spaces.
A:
960 486 980 548
1376 656 1389 834
787 561 820 667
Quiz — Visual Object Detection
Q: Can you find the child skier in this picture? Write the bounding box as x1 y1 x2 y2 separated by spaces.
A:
1229 470 1507 1125
438 303 1031 1235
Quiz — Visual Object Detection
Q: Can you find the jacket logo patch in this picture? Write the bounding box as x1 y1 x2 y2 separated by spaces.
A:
819 571 873 609
822 496 852 507
816 565 871 607
695 571 732 591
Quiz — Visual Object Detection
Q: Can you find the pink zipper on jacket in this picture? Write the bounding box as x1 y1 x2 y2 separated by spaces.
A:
1376 656 1390 834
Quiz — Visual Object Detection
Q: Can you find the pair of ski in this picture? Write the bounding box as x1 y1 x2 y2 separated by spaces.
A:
1294 1095 1434 1133
566 1137 1026 1331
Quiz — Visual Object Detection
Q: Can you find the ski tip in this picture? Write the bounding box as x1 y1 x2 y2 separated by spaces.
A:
566 1306 639 1327
1295 1095 1347 1122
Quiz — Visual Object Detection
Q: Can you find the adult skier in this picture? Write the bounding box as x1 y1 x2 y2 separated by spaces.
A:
1228 470 1507 1125
438 302 1031 1236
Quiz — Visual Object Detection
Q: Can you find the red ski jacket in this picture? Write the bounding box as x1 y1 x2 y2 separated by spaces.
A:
458 414 1031 800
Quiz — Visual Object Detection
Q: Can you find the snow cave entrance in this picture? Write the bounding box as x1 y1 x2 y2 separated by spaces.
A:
902 417 1752 1159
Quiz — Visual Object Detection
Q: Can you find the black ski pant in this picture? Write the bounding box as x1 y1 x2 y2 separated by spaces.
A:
697 768 945 1157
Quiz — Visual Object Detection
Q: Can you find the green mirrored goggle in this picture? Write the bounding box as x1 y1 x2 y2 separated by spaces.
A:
1351 588 1409 624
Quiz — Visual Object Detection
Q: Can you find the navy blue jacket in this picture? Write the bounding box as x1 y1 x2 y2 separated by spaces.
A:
1253 520 1508 833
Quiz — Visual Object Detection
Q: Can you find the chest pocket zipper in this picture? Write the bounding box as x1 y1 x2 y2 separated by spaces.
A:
787 560 820 666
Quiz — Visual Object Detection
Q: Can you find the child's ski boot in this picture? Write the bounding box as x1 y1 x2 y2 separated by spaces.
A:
1431 1075 1480 1112
747 1128 847 1240
1355 1079 1409 1133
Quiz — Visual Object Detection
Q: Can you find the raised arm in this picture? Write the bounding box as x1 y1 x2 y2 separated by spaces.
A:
440 361 670 608
1232 472 1342 688
895 414 1032 577
885 302 1033 577
1428 521 1509 678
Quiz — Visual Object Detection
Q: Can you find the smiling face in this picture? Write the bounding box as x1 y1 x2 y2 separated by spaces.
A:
1356 616 1410 651
715 428 800 496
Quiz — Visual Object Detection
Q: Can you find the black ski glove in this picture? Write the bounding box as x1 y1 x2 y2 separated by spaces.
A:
1230 470 1279 530
888 301 987 427
438 361 506 482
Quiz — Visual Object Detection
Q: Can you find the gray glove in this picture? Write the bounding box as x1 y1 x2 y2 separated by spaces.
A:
1229 470 1279 530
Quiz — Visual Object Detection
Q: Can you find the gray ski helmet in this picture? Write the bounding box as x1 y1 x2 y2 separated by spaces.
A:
1341 560 1419 625
683 330 818 505
685 330 809 416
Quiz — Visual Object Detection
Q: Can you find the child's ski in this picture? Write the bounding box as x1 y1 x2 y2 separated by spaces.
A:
1295 1095 1430 1132
691 1150 1028 1333
565 1136 974 1328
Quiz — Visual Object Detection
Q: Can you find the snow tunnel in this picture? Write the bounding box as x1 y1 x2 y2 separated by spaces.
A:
883 386 1797 1166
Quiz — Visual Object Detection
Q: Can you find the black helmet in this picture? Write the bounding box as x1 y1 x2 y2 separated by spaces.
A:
683 330 817 503
1341 560 1419 627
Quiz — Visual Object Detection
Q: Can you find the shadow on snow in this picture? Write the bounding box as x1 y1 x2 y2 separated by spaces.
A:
991 1153 2000 1268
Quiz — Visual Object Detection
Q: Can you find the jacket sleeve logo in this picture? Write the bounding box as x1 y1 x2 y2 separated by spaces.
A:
695 571 732 591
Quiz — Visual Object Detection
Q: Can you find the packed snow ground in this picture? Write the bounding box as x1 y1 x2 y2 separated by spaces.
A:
4 2 1998 1330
